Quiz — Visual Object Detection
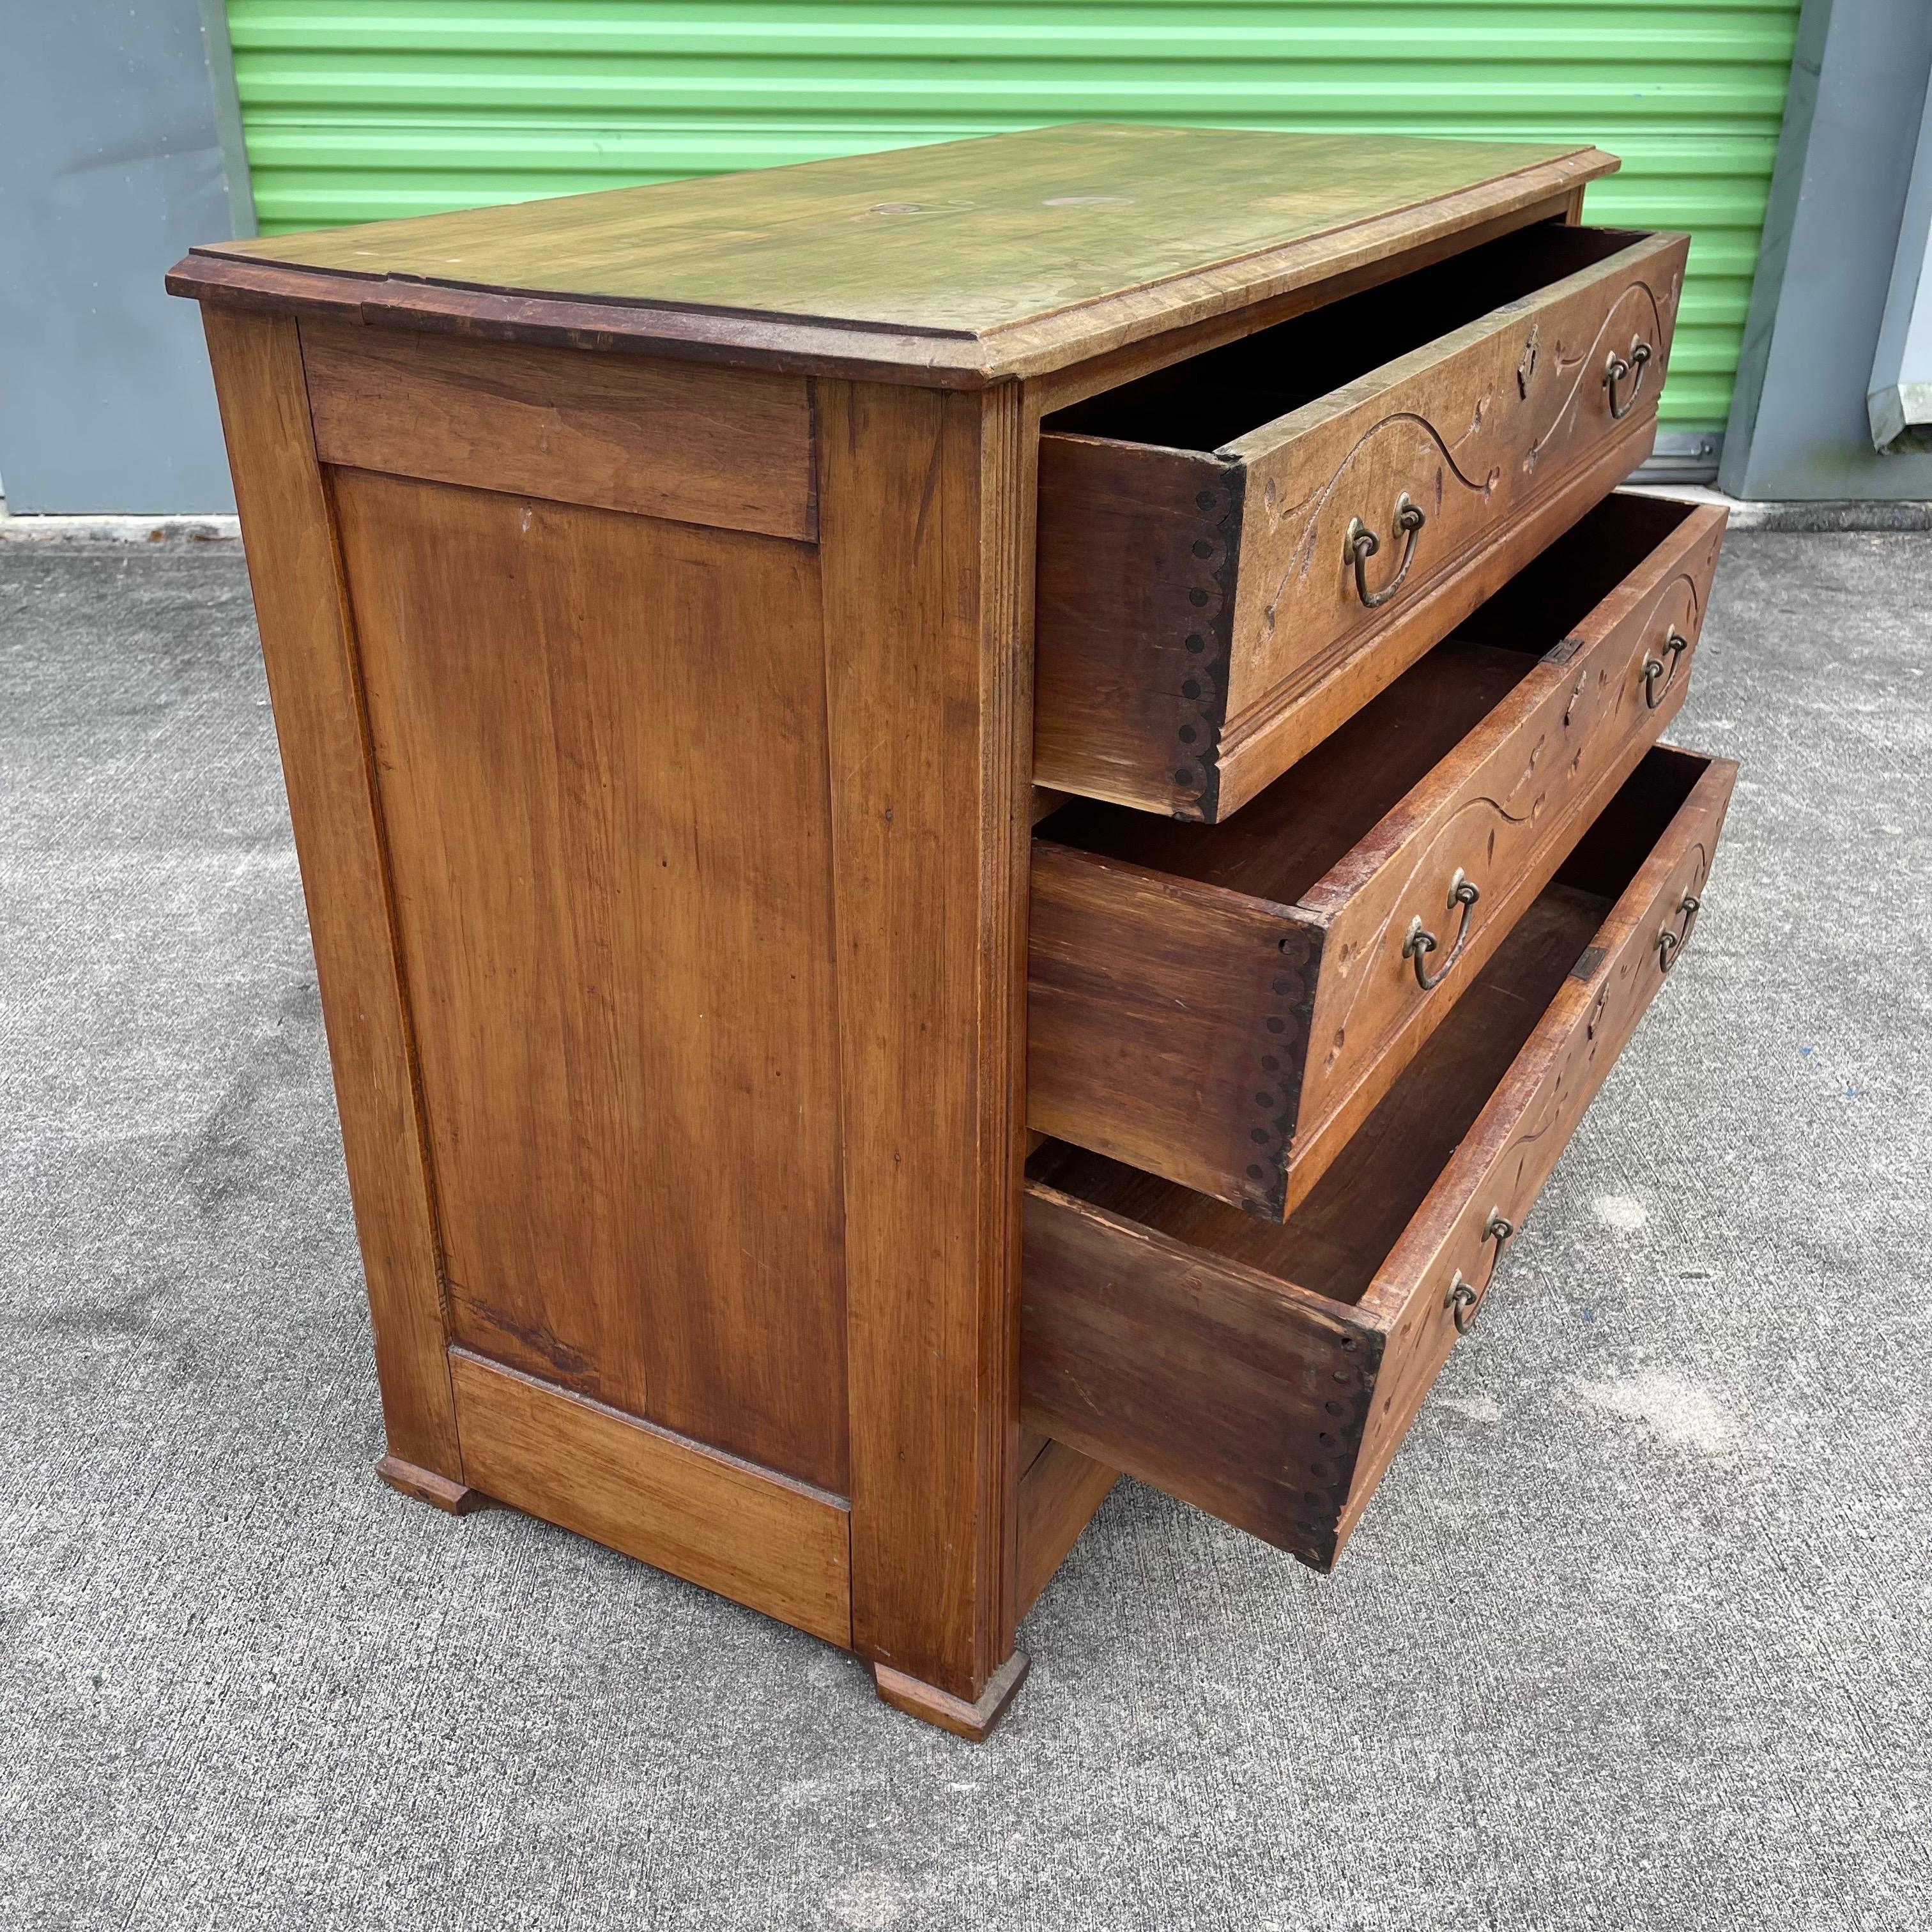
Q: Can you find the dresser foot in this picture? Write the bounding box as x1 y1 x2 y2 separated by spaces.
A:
873 1650 1031 1742
376 1455 489 1515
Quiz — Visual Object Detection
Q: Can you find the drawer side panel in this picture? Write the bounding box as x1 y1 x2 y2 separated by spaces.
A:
1033 436 1240 818
1020 1184 1381 1568
1027 842 1322 1218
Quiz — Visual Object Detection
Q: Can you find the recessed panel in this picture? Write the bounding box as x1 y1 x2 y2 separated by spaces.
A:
334 469 848 1493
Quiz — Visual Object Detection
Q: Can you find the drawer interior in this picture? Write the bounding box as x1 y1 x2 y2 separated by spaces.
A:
1034 491 1708 910
1029 744 1712 1308
1045 224 1650 452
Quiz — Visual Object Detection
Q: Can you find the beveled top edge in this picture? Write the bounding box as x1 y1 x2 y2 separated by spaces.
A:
169 127 1618 387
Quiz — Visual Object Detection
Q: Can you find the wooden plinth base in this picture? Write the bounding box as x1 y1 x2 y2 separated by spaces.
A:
376 1454 489 1515
873 1650 1031 1742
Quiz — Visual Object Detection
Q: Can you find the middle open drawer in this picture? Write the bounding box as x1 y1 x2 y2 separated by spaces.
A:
1028 489 1726 1220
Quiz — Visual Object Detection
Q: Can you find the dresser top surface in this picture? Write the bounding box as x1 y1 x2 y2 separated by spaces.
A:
176 124 1614 385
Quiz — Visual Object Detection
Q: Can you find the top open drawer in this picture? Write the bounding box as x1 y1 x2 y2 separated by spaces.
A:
1034 223 1689 821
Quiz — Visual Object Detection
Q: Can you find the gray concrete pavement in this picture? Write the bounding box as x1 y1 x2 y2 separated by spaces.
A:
1 535 1928 1931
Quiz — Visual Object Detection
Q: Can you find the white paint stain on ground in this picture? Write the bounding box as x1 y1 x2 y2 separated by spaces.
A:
1436 1390 1503 1424
827 1870 912 1930
1572 1370 1734 1452
1592 1193 1649 1232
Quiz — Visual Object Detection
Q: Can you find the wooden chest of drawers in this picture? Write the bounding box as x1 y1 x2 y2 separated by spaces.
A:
169 123 1735 1741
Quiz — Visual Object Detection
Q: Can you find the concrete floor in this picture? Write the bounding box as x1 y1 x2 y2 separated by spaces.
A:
1 534 1928 1931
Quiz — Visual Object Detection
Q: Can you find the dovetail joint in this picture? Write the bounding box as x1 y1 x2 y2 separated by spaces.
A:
1238 931 1315 1218
1168 468 1243 820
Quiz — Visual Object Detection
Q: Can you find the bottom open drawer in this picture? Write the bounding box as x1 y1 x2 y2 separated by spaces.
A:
1021 744 1736 1569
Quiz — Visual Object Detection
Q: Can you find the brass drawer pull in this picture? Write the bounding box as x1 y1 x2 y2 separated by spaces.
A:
1445 1211 1515 1335
1655 891 1702 974
1403 870 1480 990
1346 493 1426 610
1604 339 1653 421
1642 627 1690 709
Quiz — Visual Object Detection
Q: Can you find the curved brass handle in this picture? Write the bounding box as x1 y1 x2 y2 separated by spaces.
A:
1445 1211 1516 1335
1346 494 1427 610
1655 890 1702 974
1403 870 1481 991
1604 339 1654 421
1642 627 1691 709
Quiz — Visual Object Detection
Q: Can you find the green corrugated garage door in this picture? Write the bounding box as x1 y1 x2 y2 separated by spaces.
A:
226 0 1801 434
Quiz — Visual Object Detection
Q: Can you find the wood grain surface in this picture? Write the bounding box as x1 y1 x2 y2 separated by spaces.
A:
1226 231 1688 710
1033 227 1683 816
450 1350 853 1645
1288 496 1729 1181
1027 839 1328 1218
1025 191 1600 421
873 1652 1033 1744
1211 413 1655 818
169 126 1614 387
301 319 816 539
375 1455 486 1515
201 308 462 1482
1022 1168 1383 1569
1015 1440 1120 1620
331 469 850 1493
1032 432 1243 816
819 380 1031 1703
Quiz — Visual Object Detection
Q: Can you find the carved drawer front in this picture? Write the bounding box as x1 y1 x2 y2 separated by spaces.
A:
1035 224 1689 821
1030 490 1726 1220
1023 745 1736 1569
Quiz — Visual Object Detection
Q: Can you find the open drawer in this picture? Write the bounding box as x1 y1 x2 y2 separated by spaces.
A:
1022 744 1736 1570
1034 222 1689 820
1030 491 1728 1220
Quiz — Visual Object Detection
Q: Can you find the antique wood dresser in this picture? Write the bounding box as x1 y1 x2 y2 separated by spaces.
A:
169 125 1735 1740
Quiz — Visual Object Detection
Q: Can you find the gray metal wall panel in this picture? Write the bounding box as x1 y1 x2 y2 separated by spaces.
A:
1722 0 1932 499
1867 90 1932 453
0 2 245 512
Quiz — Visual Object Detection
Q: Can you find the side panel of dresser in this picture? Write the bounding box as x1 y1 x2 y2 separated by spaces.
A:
201 307 862 1642
329 466 850 1494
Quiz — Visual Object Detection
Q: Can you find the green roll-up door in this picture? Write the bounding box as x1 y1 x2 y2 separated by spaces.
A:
226 1 1801 434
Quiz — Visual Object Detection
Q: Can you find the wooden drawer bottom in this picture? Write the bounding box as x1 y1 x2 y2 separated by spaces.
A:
1021 744 1736 1568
